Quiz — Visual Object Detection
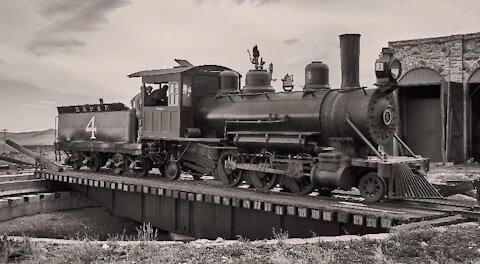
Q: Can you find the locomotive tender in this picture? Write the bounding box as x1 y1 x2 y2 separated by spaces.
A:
56 34 442 202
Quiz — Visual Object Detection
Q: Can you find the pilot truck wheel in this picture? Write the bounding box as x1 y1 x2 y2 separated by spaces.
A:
358 172 386 202
164 160 181 181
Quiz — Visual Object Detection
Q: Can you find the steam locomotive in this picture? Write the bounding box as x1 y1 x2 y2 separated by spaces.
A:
56 34 442 202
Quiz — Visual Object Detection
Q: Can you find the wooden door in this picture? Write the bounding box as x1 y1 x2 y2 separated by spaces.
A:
447 82 464 162
402 85 442 162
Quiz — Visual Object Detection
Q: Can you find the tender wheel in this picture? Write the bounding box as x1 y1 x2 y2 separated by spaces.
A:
164 160 181 181
113 167 124 175
134 157 151 177
317 187 334 197
216 151 244 187
72 162 82 170
87 153 102 172
150 156 166 177
111 154 126 175
159 162 166 177
358 172 386 202
247 157 278 191
283 176 315 195
71 152 83 170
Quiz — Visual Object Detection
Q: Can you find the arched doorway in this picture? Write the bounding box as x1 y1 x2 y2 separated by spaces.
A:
468 69 480 161
398 68 444 162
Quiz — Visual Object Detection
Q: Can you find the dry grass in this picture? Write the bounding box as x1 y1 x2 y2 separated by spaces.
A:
4 223 479 264
0 236 32 263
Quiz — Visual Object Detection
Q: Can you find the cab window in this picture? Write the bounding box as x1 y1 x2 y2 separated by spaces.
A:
182 76 192 107
168 82 179 106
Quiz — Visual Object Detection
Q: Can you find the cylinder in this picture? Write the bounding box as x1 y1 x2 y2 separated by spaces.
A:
304 61 330 90
218 70 240 95
340 34 361 89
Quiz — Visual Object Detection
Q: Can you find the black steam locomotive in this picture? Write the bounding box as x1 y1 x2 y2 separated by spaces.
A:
56 34 441 202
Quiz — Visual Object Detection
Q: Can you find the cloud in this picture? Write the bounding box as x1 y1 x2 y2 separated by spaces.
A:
0 74 99 131
239 0 281 6
196 0 281 6
0 76 47 96
37 0 130 31
283 38 299 45
28 38 85 56
28 0 130 56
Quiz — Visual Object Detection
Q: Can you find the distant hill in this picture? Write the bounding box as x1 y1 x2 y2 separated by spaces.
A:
2 129 55 147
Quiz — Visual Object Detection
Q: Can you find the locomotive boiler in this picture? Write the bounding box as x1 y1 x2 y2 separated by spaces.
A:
55 34 442 202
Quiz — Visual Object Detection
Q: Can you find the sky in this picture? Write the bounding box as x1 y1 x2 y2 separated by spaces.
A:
1 0 479 132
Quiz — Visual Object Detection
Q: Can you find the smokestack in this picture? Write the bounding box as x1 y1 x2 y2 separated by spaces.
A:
339 34 360 89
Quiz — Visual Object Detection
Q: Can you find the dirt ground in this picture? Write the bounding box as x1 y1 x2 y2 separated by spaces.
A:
428 163 480 184
0 207 170 241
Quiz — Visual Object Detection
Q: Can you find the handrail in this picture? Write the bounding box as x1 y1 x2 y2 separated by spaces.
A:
393 133 417 157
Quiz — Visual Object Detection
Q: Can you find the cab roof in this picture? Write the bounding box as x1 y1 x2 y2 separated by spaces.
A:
128 64 238 78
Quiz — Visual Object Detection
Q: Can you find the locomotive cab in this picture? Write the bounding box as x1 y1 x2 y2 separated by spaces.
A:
128 63 240 139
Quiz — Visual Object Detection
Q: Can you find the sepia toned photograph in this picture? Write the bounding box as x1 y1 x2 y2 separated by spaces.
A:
1 0 480 263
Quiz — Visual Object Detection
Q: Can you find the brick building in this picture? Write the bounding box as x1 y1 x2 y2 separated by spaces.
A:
389 32 480 163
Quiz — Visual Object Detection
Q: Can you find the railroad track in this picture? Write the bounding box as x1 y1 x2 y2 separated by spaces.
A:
0 171 51 197
330 188 480 222
0 171 97 223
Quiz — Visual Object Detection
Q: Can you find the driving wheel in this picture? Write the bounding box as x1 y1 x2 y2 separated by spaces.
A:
216 151 244 187
283 175 315 195
247 156 278 191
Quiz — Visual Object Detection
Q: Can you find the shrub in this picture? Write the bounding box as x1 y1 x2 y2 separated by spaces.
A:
0 235 32 263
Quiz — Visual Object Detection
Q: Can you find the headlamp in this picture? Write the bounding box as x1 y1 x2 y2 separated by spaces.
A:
375 47 402 86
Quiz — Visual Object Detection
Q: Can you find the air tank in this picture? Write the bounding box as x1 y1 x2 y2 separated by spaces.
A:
242 69 275 93
304 61 330 90
217 70 240 95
